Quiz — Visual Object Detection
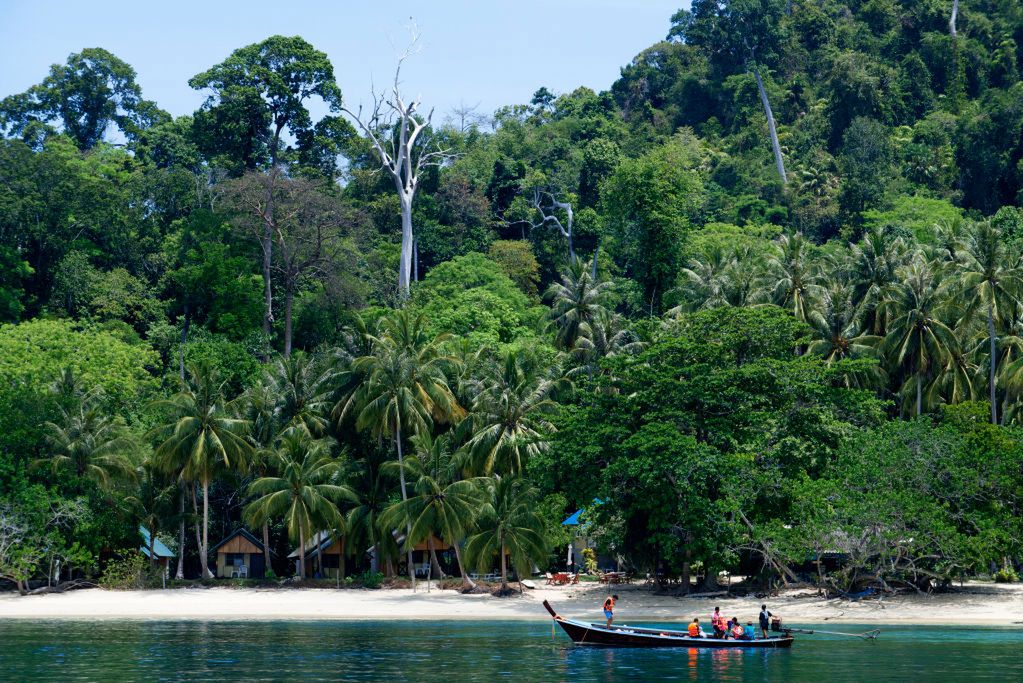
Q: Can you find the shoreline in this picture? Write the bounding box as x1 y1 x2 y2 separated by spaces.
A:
2 582 1022 625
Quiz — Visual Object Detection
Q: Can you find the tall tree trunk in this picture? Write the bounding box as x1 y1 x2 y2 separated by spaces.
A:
149 530 157 569
453 539 476 591
989 306 998 424
201 479 211 579
298 525 306 579
500 540 508 594
917 373 923 417
175 485 186 580
413 235 419 283
260 130 283 353
398 194 414 298
191 485 202 577
395 426 416 590
372 542 381 573
428 537 445 579
262 523 271 575
283 289 294 358
949 0 959 38
754 68 787 185
179 304 190 383
680 547 691 595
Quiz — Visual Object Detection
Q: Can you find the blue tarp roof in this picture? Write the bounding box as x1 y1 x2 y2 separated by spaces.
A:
561 499 604 526
139 525 174 559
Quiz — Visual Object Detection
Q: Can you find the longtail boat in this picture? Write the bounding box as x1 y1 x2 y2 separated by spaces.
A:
543 600 794 648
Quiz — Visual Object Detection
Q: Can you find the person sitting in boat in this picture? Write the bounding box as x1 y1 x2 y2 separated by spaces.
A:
603 594 618 627
743 622 757 640
759 604 773 639
687 618 706 638
711 606 726 638
730 618 744 639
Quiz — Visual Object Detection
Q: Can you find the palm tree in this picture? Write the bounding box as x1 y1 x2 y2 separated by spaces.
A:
669 246 733 313
380 433 485 590
848 228 906 335
806 281 882 388
464 476 547 594
345 449 399 576
239 378 280 571
545 258 613 349
126 463 177 568
572 309 645 379
760 232 823 324
722 244 762 307
464 351 568 476
37 390 138 490
244 432 354 578
880 254 960 416
148 362 253 578
336 309 463 587
267 353 332 438
957 220 1023 423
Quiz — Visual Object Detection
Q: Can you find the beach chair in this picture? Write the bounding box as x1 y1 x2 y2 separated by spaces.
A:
544 572 554 585
238 565 248 579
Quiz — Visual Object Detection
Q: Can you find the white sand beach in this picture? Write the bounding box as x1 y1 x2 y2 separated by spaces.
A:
2 581 1022 625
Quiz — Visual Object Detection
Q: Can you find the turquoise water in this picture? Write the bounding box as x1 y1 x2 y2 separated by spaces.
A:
1 620 1021 681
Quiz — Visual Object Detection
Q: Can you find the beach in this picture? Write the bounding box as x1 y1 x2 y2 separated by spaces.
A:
2 581 1021 625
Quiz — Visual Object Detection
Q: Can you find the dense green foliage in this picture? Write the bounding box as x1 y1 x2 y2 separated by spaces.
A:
2 3 1022 593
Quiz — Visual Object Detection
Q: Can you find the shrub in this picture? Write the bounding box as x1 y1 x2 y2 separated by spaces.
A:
354 570 384 589
994 566 1019 584
100 551 152 590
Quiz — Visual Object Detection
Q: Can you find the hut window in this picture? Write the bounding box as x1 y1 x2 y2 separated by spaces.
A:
322 553 339 569
227 553 244 566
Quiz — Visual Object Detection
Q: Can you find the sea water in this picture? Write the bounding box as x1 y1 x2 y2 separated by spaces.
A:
1 620 1021 681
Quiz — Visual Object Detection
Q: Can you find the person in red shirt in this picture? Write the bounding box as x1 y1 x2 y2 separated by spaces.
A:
710 606 725 638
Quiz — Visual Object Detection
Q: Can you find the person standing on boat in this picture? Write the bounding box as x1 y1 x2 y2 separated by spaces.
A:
759 605 773 639
603 594 618 627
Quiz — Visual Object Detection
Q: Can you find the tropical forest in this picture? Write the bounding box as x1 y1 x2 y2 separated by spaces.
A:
2 0 1023 599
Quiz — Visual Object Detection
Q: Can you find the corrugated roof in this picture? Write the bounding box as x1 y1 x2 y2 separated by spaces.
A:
139 525 174 559
561 498 605 526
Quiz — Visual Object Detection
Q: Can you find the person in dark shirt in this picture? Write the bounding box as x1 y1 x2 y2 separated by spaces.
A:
759 605 773 639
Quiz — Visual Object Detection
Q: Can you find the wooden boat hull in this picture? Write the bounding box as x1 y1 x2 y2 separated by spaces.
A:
543 600 794 649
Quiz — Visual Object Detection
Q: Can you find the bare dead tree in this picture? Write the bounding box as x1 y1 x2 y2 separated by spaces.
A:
524 189 576 261
341 26 455 298
949 0 959 38
448 100 487 133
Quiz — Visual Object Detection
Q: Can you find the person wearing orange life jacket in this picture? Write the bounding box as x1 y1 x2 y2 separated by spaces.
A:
603 594 619 627
730 617 744 639
687 617 706 638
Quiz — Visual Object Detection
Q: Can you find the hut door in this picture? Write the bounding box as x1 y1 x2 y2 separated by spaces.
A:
250 553 265 579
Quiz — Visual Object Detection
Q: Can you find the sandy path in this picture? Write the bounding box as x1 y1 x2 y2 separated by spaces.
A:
1 582 1021 625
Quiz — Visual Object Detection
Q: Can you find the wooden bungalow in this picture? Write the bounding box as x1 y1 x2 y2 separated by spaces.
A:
289 532 346 579
410 535 453 578
211 528 267 579
139 526 174 576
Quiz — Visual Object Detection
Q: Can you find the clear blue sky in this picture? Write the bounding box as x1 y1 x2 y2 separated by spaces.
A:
0 1 689 123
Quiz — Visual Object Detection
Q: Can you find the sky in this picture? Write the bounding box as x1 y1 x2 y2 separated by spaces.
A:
0 1 689 125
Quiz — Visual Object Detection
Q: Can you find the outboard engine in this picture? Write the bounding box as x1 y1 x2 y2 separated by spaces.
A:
770 617 783 632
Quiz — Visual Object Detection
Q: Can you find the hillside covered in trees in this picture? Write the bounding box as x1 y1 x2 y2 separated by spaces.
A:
1 1 1023 594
